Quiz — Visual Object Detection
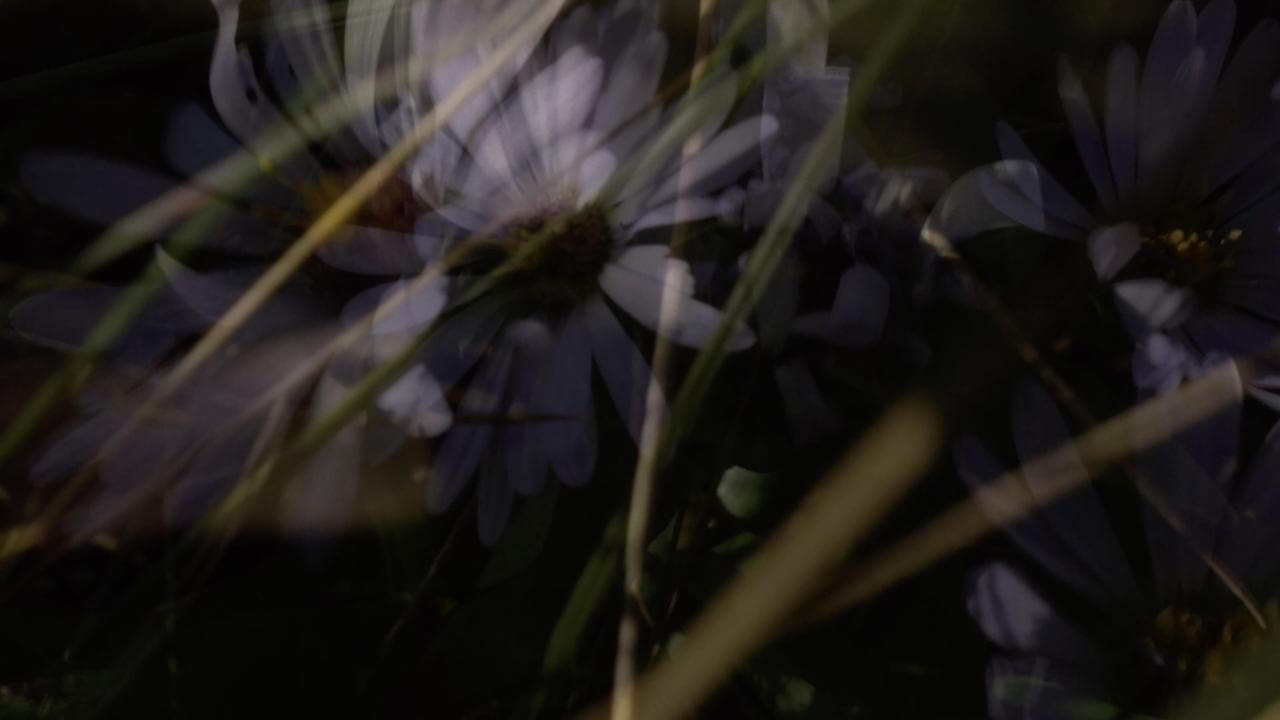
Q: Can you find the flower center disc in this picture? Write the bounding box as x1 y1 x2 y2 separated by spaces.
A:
502 204 616 313
294 171 425 234
1129 226 1242 289
1147 602 1275 706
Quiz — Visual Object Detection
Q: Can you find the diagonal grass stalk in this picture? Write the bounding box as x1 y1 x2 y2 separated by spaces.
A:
588 396 945 720
807 356 1259 621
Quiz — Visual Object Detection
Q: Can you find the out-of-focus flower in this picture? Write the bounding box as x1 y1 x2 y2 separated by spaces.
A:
926 0 1280 405
10 250 333 542
21 0 483 273
14 0 451 538
198 0 477 273
745 163 945 442
734 12 946 441
334 0 769 544
958 377 1280 717
18 0 767 544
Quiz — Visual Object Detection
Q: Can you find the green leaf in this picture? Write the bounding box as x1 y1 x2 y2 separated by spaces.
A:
774 675 816 715
716 466 771 519
540 510 626 676
711 531 760 556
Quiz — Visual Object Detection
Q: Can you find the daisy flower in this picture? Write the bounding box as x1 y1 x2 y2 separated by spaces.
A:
739 60 945 440
22 0 520 276
959 377 1280 717
340 0 772 543
925 0 1280 405
742 161 945 442
723 2 946 442
14 0 487 535
9 250 331 540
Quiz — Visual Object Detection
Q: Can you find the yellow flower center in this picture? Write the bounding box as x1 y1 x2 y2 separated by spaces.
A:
1147 600 1278 709
1133 226 1243 287
257 170 427 235
493 204 616 313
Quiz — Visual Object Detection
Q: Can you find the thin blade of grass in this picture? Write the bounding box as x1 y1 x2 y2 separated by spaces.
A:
587 396 944 720
611 3 725 717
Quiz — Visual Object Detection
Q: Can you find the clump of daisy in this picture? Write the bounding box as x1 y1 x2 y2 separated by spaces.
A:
732 11 947 441
925 0 1280 405
742 162 946 442
9 250 330 541
12 0 487 537
25 0 554 278
959 378 1280 716
329 0 772 544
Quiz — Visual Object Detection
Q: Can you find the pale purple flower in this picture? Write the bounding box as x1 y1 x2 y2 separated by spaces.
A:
738 52 945 441
927 0 1280 404
10 250 330 540
959 378 1280 717
327 0 769 544
21 0 453 270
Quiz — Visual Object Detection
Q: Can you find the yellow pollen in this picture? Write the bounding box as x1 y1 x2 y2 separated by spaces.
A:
1150 601 1279 690
1139 224 1243 286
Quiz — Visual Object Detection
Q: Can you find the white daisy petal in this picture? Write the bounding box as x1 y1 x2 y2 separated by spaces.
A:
625 198 720 239
165 103 295 210
505 423 549 497
22 152 216 235
423 293 513 388
1010 382 1143 604
827 265 890 347
317 225 428 276
369 277 450 336
645 115 781 212
519 45 605 151
1058 57 1119 212
503 362 550 497
154 247 248 325
921 162 1031 245
599 246 755 351
528 313 596 486
995 123 1095 230
577 150 618 204
1085 222 1143 281
377 364 454 438
954 436 1119 608
468 101 540 195
591 33 668 137
1105 44 1140 203
1114 278 1194 333
429 344 514 513
583 296 653 443
551 402 597 488
968 562 1096 661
